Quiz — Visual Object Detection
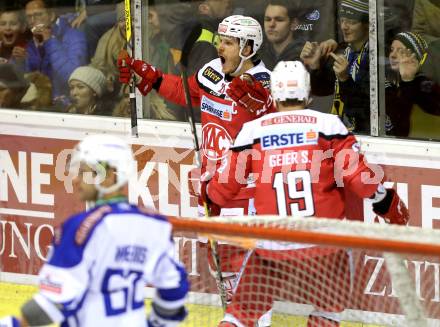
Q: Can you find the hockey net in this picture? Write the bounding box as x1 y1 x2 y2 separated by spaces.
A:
169 216 440 327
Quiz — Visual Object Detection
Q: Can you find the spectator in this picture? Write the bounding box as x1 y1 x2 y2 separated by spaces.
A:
148 5 171 73
71 0 119 58
412 0 440 44
20 71 52 110
0 10 29 65
385 31 440 137
301 0 370 134
24 0 88 108
148 3 183 121
259 0 305 70
167 0 232 76
159 0 232 122
412 0 440 85
66 65 110 115
293 0 337 43
0 62 30 108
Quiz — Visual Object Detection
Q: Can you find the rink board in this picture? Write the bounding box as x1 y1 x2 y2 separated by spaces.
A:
1 110 440 324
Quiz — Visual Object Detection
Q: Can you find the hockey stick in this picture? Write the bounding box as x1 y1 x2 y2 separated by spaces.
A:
180 24 228 311
180 23 202 167
124 0 138 137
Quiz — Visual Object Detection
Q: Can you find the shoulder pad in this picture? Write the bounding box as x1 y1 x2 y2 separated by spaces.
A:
252 72 271 88
197 58 224 85
75 205 112 245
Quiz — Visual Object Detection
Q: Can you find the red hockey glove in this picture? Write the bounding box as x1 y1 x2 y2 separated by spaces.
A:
372 188 409 225
226 74 273 114
117 49 162 96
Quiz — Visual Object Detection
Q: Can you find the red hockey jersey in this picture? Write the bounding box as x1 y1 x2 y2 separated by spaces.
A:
158 58 274 172
207 109 381 218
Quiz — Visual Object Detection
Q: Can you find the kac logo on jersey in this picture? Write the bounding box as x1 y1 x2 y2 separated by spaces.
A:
201 95 233 121
202 123 233 160
202 66 222 84
261 130 318 150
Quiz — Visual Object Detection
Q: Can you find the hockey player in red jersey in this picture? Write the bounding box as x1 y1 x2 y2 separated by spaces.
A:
118 14 274 215
118 15 275 325
202 61 409 327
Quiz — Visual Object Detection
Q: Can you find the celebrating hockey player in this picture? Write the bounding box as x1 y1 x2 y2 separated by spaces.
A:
118 14 275 324
117 14 274 215
202 61 409 327
0 135 189 327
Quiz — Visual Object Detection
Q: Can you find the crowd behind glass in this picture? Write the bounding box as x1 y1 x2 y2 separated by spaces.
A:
0 0 438 139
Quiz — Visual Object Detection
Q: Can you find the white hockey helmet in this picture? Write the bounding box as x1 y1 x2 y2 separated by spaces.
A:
271 61 311 102
70 134 134 197
218 15 263 60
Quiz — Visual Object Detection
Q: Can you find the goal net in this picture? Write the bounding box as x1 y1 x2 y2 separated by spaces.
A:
169 216 440 327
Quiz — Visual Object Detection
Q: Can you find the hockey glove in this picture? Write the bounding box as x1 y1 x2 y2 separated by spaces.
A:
117 49 163 96
188 167 201 197
147 302 187 327
372 188 409 225
0 316 21 327
226 74 273 114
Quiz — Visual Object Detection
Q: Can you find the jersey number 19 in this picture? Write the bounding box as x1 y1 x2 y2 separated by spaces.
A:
272 170 315 217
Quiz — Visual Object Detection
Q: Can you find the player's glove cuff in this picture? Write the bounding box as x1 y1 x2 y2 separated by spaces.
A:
117 49 163 95
147 303 187 327
372 188 409 225
0 316 21 327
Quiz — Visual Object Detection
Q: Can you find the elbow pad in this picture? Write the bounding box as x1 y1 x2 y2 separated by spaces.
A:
147 302 187 327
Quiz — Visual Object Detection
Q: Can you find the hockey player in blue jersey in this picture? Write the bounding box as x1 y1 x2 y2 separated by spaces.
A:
0 135 189 327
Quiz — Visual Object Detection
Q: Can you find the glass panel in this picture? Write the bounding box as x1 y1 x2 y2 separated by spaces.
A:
145 0 380 135
0 0 126 116
379 0 440 140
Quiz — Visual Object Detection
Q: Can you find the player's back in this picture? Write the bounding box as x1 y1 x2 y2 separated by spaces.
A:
234 109 374 218
39 202 178 327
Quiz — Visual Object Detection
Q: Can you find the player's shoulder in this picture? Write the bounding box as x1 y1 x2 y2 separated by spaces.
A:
48 204 114 268
61 205 112 246
247 60 271 88
197 58 224 87
232 113 270 149
233 110 350 149
303 109 350 138
49 203 170 268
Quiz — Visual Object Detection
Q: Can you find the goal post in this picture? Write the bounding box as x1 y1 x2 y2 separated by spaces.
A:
169 216 440 327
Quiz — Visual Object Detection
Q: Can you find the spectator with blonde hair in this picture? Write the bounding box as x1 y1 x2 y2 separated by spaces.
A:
90 1 125 95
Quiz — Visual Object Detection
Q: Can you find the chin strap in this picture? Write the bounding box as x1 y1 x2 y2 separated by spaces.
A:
231 42 256 76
